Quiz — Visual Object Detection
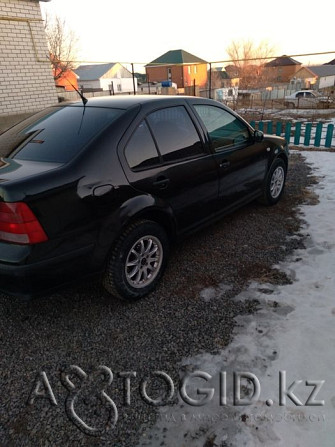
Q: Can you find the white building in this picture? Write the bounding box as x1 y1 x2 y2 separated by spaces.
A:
75 63 137 93
292 65 335 91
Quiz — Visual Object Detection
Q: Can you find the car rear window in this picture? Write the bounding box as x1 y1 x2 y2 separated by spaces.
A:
0 106 124 163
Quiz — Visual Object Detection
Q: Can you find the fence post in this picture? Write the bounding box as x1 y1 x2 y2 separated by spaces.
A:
294 122 302 145
304 123 312 146
250 120 256 129
314 122 323 147
276 122 282 136
147 73 151 95
258 121 264 132
325 124 334 148
285 122 292 143
209 63 212 99
131 63 136 95
267 121 273 134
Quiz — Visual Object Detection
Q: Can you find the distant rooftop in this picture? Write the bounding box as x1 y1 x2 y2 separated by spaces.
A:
74 63 117 81
148 49 207 66
265 55 301 67
304 65 335 77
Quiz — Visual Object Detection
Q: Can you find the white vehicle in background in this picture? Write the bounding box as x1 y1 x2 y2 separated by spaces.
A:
215 87 239 105
284 90 332 109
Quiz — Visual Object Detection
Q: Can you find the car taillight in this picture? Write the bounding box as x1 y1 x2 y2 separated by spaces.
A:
0 202 48 244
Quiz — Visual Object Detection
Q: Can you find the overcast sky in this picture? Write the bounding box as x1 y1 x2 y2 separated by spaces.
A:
40 0 335 69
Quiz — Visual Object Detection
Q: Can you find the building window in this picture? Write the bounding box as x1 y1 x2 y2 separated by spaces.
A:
167 68 172 80
194 65 197 74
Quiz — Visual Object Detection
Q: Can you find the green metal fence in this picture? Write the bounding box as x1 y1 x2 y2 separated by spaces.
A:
250 120 335 148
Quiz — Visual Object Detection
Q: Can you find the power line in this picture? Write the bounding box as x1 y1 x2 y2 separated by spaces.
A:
63 50 335 66
211 50 335 64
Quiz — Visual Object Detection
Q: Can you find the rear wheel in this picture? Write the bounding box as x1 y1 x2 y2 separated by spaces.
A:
103 220 169 300
259 158 287 206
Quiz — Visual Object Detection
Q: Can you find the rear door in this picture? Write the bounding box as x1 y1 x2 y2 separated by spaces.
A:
119 105 219 232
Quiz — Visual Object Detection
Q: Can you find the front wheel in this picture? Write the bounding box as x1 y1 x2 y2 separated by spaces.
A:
259 158 287 206
103 220 169 300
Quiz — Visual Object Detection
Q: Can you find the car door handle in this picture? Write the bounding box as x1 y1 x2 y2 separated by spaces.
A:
219 160 231 168
153 176 170 189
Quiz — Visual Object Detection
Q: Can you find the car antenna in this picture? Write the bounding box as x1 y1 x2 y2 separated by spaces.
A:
61 76 88 133
65 77 88 106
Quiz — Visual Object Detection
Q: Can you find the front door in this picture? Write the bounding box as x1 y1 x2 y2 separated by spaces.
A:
192 104 268 207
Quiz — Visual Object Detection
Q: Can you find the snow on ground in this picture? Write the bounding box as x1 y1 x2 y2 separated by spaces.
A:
274 109 335 122
139 151 335 447
238 108 335 122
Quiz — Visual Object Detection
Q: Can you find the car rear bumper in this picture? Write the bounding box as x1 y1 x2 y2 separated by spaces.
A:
0 243 95 298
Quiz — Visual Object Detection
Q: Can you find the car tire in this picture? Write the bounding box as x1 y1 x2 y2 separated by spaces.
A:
103 220 169 300
259 158 287 206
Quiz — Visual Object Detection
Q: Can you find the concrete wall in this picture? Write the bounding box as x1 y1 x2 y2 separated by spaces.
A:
319 75 335 89
78 80 101 90
0 0 58 117
109 77 137 93
79 78 137 93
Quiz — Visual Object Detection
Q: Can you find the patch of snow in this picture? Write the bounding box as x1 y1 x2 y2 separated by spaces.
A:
200 284 233 302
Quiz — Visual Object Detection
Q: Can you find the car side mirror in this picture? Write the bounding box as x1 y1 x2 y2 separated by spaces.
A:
254 130 264 142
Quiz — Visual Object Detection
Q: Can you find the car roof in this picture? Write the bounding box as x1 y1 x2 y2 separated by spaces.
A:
59 95 212 110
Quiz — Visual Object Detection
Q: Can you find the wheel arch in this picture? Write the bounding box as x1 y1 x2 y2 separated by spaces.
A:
127 207 177 242
92 195 177 270
259 156 287 206
276 152 289 171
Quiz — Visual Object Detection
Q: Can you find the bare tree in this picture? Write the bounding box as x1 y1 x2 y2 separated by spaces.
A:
44 13 79 81
226 39 275 89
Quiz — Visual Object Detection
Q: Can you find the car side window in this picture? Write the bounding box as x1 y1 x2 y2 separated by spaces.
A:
194 104 250 151
147 106 204 162
125 121 160 170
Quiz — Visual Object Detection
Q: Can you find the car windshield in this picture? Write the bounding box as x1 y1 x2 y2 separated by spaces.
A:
0 106 125 163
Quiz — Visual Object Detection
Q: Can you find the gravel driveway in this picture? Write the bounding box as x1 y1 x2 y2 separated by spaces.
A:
0 152 315 446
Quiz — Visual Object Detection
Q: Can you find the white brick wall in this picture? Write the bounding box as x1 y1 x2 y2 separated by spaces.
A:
0 0 58 116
